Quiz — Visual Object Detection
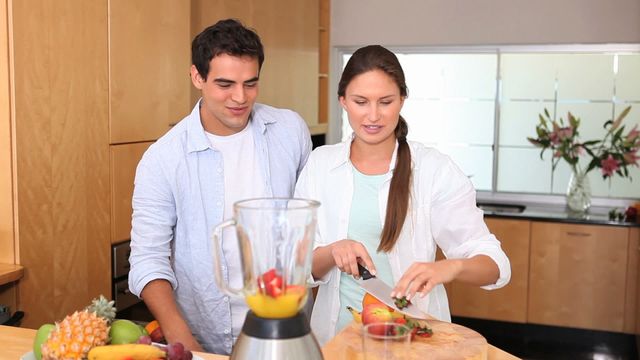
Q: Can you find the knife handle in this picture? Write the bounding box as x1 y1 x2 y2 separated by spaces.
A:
357 263 375 280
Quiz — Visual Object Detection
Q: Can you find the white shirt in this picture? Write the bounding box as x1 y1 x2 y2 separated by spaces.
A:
206 125 266 339
294 139 511 345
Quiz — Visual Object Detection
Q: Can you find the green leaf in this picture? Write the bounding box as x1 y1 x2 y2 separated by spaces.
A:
544 108 550 118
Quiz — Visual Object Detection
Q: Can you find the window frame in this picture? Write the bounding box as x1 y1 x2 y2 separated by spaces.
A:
331 44 640 207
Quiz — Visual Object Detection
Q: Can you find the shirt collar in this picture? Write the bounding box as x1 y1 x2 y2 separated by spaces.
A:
330 133 400 172
186 100 276 153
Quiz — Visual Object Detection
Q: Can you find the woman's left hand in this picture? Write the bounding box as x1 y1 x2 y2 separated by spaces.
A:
391 259 463 300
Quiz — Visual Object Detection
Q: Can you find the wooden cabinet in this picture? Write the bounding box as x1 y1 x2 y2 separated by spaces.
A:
528 222 629 332
110 142 153 243
109 0 191 144
190 0 319 128
449 218 530 323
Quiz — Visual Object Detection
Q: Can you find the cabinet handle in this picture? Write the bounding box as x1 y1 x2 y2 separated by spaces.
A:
566 231 591 237
168 122 177 127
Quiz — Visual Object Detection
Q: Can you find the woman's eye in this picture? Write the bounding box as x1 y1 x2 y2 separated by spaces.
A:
380 101 392 105
354 101 366 105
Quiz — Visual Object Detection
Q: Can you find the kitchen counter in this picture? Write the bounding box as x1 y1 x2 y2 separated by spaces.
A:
0 324 520 359
479 202 640 227
0 263 24 285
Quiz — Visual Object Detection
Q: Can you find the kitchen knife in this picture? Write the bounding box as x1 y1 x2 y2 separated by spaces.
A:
355 263 428 320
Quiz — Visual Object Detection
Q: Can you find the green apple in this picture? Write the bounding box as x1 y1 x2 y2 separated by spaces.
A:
109 319 145 344
138 323 149 336
33 323 55 360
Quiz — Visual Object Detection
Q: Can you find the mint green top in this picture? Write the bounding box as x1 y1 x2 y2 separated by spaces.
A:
336 166 394 331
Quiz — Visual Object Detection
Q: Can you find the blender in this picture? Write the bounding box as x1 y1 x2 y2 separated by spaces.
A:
212 198 324 360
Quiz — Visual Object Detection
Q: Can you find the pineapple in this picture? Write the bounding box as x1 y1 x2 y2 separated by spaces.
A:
40 296 116 360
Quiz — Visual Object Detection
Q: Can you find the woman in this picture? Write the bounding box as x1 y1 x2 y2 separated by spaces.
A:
294 45 511 345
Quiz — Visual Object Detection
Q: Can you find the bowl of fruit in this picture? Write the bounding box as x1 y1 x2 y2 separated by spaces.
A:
26 295 199 360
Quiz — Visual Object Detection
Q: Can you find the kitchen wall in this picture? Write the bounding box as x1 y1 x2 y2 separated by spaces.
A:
331 0 640 46
327 0 640 143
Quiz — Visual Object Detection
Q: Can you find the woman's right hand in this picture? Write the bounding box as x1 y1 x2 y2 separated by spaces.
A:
330 239 376 277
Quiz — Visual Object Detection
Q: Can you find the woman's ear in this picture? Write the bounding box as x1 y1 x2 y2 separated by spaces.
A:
190 65 204 90
339 96 347 110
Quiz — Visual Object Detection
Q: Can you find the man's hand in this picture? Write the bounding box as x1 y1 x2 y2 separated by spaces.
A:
141 279 204 352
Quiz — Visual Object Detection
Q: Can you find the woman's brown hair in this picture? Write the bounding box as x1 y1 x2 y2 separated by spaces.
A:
338 45 411 253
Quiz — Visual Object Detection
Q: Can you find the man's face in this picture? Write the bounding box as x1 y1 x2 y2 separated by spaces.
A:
191 54 260 135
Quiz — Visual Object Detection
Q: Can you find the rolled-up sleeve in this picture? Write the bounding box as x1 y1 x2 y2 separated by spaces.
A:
429 159 511 290
128 148 179 297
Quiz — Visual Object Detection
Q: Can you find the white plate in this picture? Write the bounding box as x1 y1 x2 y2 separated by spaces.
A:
22 350 204 360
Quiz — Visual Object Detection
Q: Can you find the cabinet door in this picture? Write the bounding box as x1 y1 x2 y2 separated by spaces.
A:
528 222 629 332
449 218 530 323
110 142 152 243
109 0 191 143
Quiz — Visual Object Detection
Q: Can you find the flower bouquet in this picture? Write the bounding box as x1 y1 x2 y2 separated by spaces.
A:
527 106 639 212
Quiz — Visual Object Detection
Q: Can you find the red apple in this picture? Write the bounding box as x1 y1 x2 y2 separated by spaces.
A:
361 303 397 336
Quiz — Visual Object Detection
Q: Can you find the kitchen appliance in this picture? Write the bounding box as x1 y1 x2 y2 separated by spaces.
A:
212 198 323 360
356 264 428 320
111 241 153 321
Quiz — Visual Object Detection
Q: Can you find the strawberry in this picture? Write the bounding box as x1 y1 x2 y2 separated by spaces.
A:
258 268 284 298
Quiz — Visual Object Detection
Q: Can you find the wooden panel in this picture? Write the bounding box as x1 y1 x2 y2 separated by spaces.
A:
110 142 152 243
190 0 319 126
109 0 191 144
449 218 530 323
0 0 14 265
318 0 329 124
12 0 111 327
528 222 629 332
626 227 639 333
252 0 318 126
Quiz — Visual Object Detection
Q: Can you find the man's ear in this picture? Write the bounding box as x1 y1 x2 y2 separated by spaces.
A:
190 65 204 90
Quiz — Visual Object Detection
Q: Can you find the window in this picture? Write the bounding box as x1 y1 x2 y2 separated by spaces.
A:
338 46 640 201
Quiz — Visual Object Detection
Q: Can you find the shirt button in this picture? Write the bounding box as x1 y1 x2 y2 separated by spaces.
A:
224 329 230 334
223 297 229 302
217 167 222 173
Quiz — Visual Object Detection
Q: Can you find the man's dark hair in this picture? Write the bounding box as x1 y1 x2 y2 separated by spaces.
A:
192 18 265 80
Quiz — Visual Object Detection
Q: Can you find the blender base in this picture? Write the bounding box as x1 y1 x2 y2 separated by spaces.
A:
231 332 323 360
230 311 323 359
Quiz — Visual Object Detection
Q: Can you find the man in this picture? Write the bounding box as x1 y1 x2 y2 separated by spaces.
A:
128 19 312 354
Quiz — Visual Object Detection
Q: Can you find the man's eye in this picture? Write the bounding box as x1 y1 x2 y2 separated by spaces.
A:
218 83 232 89
245 82 258 88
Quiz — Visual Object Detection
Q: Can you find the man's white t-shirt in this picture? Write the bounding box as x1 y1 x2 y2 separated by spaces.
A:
206 123 266 339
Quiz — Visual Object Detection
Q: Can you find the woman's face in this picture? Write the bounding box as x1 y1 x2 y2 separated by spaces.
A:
340 69 404 148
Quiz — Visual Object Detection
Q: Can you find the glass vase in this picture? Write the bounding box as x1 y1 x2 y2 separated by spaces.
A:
566 168 591 213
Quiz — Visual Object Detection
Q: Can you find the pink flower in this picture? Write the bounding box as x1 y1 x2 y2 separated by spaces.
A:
558 127 573 140
623 149 640 166
626 125 639 142
600 155 620 177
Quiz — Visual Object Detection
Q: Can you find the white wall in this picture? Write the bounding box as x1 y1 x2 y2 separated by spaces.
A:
327 0 640 143
331 0 640 47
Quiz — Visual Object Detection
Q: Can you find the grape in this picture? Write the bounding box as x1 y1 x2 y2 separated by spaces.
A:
183 350 193 360
137 335 152 345
166 342 185 360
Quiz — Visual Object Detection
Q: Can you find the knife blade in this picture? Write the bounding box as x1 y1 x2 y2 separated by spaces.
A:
355 263 428 320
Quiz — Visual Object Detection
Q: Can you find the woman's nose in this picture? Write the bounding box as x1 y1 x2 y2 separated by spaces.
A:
368 104 381 122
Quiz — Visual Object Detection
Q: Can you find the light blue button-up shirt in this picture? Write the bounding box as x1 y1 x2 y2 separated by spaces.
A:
128 100 311 354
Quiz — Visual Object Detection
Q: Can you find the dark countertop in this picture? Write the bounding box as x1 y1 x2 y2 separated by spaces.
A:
479 202 640 227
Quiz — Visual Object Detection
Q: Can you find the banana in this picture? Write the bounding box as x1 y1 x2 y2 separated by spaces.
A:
347 305 362 323
88 344 166 360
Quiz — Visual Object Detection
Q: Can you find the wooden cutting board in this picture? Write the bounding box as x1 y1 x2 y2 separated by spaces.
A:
322 319 488 360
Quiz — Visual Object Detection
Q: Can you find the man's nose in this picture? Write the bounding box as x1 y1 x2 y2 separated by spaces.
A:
231 85 247 104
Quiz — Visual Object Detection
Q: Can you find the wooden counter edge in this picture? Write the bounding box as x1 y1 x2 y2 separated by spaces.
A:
0 263 24 285
0 324 520 360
